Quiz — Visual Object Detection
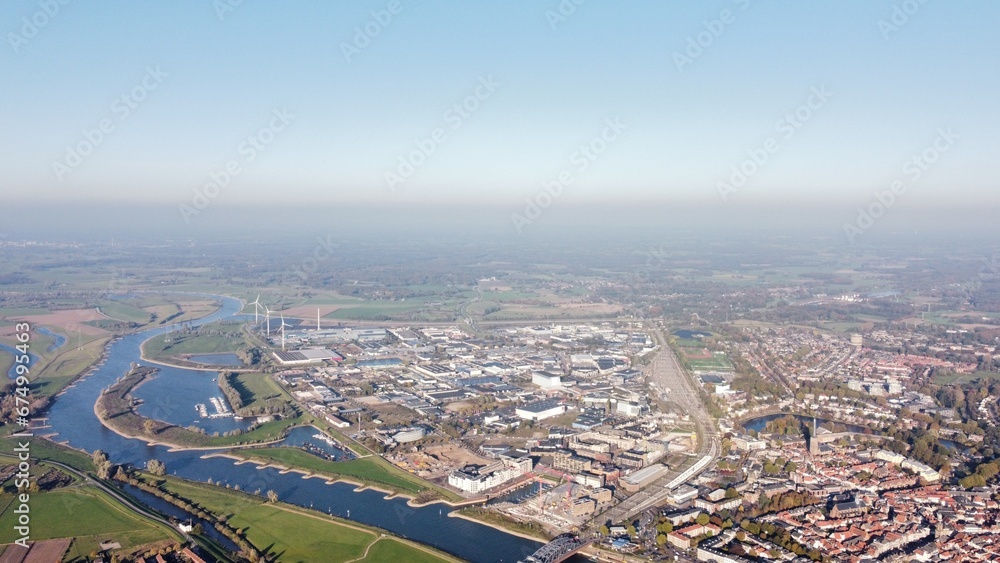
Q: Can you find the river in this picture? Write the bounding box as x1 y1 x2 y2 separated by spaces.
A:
42 295 547 563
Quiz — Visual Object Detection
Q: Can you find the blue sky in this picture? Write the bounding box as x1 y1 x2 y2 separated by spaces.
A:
2 0 998 212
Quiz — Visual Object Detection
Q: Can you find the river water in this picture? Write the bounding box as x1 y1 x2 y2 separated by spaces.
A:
42 295 546 563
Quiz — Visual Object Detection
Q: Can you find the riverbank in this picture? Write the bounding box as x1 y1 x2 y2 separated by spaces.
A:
139 341 254 373
211 449 474 507
449 507 551 542
139 320 256 373
146 472 463 563
93 367 307 450
139 352 254 373
92 406 296 453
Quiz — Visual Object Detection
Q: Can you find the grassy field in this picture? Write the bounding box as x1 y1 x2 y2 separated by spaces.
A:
0 438 95 473
143 322 249 362
686 355 734 370
225 372 297 417
0 488 176 559
230 447 462 502
30 336 109 398
227 504 373 561
933 371 1000 385
233 372 286 405
0 325 108 398
154 475 457 563
99 301 153 324
325 301 444 320
364 538 458 563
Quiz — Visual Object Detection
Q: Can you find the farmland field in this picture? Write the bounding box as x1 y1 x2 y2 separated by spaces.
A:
0 488 175 559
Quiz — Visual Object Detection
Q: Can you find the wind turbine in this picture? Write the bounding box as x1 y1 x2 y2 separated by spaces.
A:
249 294 263 323
264 305 271 335
280 313 290 351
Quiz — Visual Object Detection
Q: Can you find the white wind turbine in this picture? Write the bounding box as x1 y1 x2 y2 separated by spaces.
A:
249 294 263 323
280 313 290 351
264 304 271 335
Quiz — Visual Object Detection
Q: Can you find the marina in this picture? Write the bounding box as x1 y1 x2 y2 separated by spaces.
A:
194 396 235 418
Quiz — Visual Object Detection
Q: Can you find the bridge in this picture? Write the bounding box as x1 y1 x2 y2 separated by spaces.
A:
518 534 591 563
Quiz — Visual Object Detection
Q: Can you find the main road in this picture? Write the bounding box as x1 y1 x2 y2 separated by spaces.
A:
588 329 720 528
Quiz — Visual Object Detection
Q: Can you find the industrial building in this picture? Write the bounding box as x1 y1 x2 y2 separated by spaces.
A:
516 399 566 421
621 464 668 493
532 370 563 389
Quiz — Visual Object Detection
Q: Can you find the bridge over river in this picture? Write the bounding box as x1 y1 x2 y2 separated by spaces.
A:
518 534 591 563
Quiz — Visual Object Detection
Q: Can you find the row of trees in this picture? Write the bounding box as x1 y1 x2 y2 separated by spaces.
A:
237 346 263 366
218 372 248 411
0 383 49 426
113 466 267 562
739 519 823 561
959 461 999 488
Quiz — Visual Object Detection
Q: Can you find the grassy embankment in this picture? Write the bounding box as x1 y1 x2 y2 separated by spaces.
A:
149 474 460 563
220 371 299 418
224 446 463 503
141 319 252 369
96 367 305 449
0 437 94 472
453 506 551 541
0 324 108 399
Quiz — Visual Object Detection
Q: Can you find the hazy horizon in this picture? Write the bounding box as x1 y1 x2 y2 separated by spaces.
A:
4 202 999 246
2 0 998 223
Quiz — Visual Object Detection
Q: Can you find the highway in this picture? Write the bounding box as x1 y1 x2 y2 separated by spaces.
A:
588 330 720 528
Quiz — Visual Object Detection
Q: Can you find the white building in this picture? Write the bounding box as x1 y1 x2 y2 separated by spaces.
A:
393 427 426 443
532 370 563 389
516 399 566 421
616 401 643 417
448 458 532 494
